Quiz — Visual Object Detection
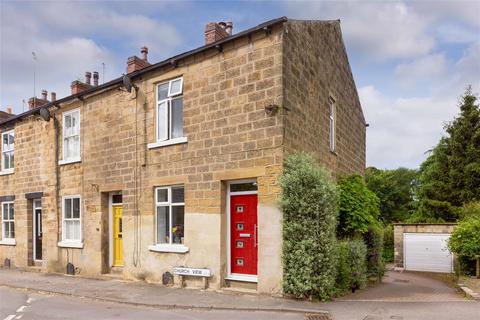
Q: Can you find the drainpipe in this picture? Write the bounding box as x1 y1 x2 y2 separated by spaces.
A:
53 108 61 265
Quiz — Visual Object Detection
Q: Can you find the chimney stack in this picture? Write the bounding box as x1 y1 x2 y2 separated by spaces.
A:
85 71 92 85
127 47 151 73
205 21 231 45
41 89 48 101
141 46 148 62
93 71 99 86
51 92 56 102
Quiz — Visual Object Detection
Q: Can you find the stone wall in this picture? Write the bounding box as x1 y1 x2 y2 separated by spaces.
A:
283 20 366 178
393 224 457 268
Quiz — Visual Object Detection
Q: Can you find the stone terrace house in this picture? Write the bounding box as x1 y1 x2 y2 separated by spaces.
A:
0 17 366 295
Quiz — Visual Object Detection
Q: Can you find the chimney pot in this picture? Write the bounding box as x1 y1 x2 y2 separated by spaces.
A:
93 71 99 86
141 46 149 62
225 21 233 35
51 92 56 102
41 90 48 101
6 107 12 114
85 71 92 85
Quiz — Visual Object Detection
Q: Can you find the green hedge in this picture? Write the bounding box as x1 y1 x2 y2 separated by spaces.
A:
281 153 339 300
383 224 394 263
336 239 368 294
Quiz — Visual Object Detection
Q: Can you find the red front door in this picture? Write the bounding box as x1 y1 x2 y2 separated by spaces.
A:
230 194 258 275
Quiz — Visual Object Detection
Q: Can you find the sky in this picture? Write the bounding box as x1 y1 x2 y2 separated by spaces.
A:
0 0 479 169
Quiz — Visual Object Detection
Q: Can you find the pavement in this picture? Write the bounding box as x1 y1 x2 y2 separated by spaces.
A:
0 268 479 320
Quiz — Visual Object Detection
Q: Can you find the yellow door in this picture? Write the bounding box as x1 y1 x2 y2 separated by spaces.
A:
113 205 123 266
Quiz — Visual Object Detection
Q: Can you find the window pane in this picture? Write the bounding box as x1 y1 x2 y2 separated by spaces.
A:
9 153 14 169
112 194 122 204
158 83 169 101
65 115 72 130
156 206 169 244
3 154 8 170
9 221 14 238
171 97 183 139
72 198 80 218
65 199 72 219
9 204 14 220
73 136 80 158
2 204 7 220
157 101 168 141
171 186 184 203
65 220 73 239
157 188 168 202
73 220 80 240
169 78 182 96
230 182 258 192
171 206 185 244
9 133 14 146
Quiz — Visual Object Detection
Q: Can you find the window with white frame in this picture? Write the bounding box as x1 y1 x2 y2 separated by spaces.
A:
156 77 184 142
329 97 336 152
1 130 14 171
62 109 80 161
155 186 185 245
2 202 14 239
62 196 81 242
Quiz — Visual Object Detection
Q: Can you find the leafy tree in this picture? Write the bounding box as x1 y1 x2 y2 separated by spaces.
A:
413 88 480 222
338 174 380 238
365 167 418 223
281 153 339 300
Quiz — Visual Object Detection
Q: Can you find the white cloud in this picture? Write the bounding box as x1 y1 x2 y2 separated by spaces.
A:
284 1 435 60
394 53 448 86
359 85 458 169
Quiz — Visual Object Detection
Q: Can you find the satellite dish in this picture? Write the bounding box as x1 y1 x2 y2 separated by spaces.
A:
122 74 136 93
39 107 51 122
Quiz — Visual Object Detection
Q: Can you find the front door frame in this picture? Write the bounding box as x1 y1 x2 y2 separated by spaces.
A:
32 199 42 262
108 192 123 267
226 179 258 283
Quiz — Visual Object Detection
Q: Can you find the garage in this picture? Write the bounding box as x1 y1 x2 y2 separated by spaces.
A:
394 223 456 273
404 233 453 273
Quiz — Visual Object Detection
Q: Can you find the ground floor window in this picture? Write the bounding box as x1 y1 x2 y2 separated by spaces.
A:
62 196 81 242
155 186 185 245
1 202 14 239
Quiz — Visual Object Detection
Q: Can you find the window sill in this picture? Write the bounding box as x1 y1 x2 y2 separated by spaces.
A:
0 169 14 176
58 241 84 249
147 137 187 149
0 239 16 246
58 158 82 166
148 244 189 253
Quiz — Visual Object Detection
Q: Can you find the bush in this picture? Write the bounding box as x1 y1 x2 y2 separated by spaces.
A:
448 217 480 277
364 225 385 280
338 175 381 238
383 224 394 263
335 239 367 294
281 153 339 300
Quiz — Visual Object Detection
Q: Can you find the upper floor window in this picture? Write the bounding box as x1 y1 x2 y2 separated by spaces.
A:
156 77 184 143
1 130 14 172
1 202 14 240
329 97 336 152
62 109 80 162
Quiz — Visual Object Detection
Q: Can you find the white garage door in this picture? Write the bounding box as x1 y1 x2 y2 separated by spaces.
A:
404 233 453 273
